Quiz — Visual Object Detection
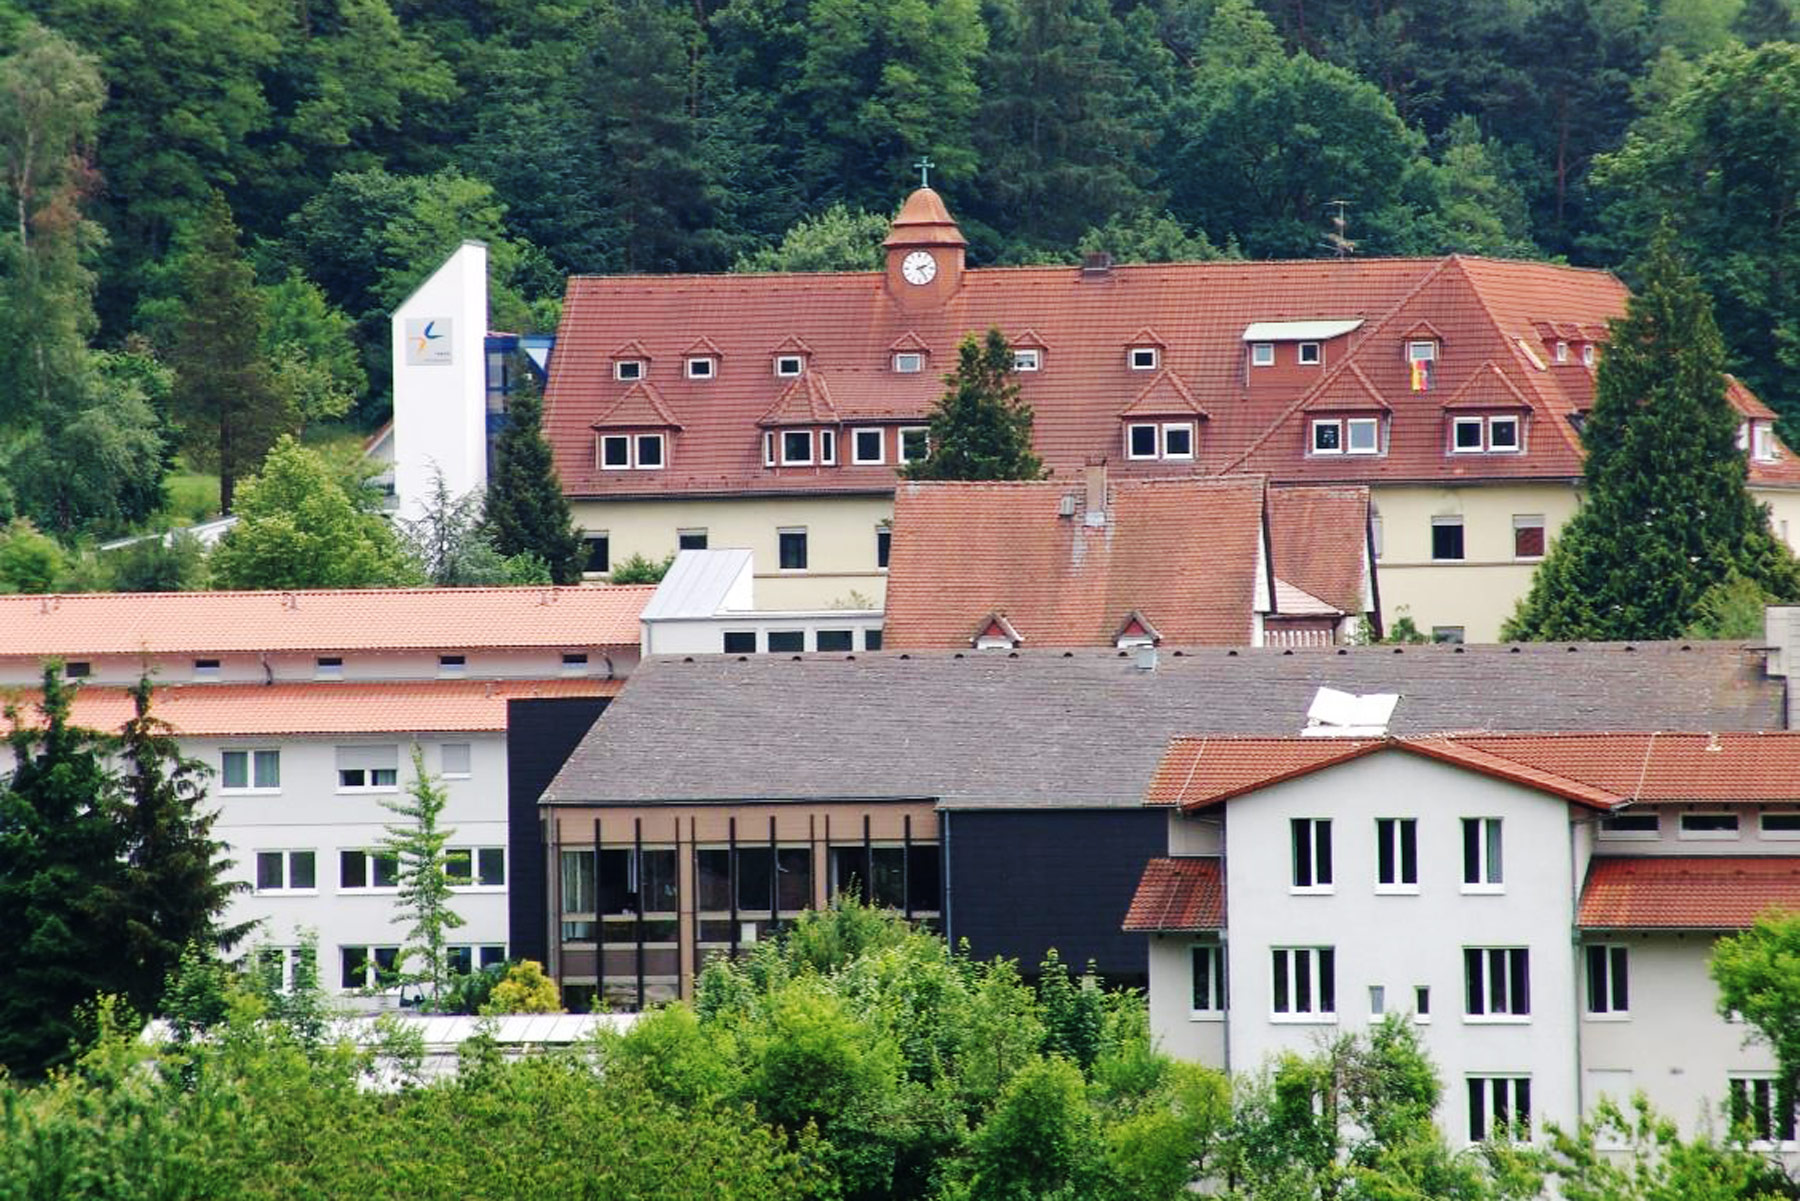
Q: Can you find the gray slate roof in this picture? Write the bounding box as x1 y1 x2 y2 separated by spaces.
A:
541 643 1785 810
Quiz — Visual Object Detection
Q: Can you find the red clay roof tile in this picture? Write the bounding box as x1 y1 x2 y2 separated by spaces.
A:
1123 857 1224 931
595 381 683 429
1579 857 1800 929
1266 487 1371 616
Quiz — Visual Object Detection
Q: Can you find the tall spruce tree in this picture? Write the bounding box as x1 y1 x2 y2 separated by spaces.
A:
116 677 252 1017
167 192 294 513
482 384 585 584
0 668 125 1077
380 748 463 1004
1504 233 1800 641
904 329 1046 481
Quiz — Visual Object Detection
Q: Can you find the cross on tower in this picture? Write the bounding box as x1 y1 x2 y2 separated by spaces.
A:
914 157 935 189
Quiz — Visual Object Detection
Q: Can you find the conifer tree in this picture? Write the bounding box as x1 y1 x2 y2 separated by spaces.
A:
482 383 585 584
904 329 1046 481
0 668 124 1077
1504 232 1800 640
381 748 464 1004
116 676 252 1017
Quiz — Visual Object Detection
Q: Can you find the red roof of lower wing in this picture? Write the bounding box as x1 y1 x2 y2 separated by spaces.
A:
1122 857 1225 931
1579 856 1800 929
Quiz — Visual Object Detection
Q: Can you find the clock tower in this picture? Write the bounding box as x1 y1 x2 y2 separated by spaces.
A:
883 187 967 309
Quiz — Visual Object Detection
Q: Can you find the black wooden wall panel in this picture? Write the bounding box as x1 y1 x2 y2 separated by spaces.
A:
506 696 611 963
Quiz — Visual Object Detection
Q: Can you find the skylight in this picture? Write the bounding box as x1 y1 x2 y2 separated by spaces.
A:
1301 686 1399 738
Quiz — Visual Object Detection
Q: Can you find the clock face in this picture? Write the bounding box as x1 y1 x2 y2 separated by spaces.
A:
901 250 938 286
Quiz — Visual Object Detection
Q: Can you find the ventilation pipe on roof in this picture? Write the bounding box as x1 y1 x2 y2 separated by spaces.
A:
1084 463 1107 527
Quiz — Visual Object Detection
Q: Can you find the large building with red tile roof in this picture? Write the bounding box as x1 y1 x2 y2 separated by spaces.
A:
1129 728 1800 1157
542 188 1800 640
882 472 1374 649
0 585 650 1005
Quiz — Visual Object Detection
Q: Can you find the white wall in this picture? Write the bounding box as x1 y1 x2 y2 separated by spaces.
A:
1209 752 1582 1146
393 242 489 524
643 614 885 655
0 646 635 688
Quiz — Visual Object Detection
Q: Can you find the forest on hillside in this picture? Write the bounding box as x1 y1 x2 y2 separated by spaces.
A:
1 0 1798 544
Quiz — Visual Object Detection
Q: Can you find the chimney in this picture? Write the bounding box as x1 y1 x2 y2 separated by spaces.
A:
1081 252 1113 280
1084 463 1107 527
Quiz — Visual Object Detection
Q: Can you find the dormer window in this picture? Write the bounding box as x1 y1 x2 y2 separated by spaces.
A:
1752 421 1779 463
1126 422 1195 461
1312 417 1381 456
1013 349 1041 372
1298 342 1321 366
899 426 930 463
820 429 837 465
1452 415 1522 454
1489 416 1520 452
1581 344 1595 367
852 428 884 464
1407 341 1437 362
1251 342 1275 367
615 359 644 381
1452 417 1484 453
893 352 924 374
1312 419 1343 455
1129 347 1159 371
686 357 715 379
1554 341 1569 363
598 432 666 470
775 355 804 377
781 429 813 465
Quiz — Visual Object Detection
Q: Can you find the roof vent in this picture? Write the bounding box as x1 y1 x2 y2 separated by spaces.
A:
1135 645 1158 672
1081 252 1113 279
1058 493 1077 519
1302 686 1399 738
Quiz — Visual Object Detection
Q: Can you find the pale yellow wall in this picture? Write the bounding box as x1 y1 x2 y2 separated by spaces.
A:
571 494 894 610
1371 483 1582 643
1753 487 1800 553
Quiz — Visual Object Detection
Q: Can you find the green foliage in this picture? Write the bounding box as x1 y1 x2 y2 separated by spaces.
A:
1077 211 1226 265
209 435 420 589
1037 950 1105 1071
1710 910 1800 1112
1385 610 1431 644
261 270 366 429
480 386 584 585
1536 1093 1797 1201
1505 233 1800 640
380 748 463 1003
608 551 676 585
103 530 208 593
734 203 890 273
0 519 66 593
905 329 1046 482
1687 569 1780 639
481 959 562 1015
398 466 536 586
966 1056 1107 1200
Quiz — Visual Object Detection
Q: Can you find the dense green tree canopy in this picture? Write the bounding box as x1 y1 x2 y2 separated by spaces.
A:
904 329 1046 482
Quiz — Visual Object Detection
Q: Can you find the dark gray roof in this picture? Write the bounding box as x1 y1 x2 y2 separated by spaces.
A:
541 643 1785 810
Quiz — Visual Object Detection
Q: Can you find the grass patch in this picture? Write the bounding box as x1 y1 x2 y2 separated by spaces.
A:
164 467 220 526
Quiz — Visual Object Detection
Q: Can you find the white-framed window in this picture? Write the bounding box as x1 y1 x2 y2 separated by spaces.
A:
337 744 400 792
1013 348 1041 372
254 945 315 993
1271 946 1336 1019
778 528 808 571
1754 423 1779 462
1371 511 1384 559
774 354 804 377
1462 817 1503 890
193 658 221 680
438 654 466 679
899 426 930 463
762 431 776 467
1599 812 1660 840
1298 342 1321 366
635 433 664 469
600 434 631 470
1163 422 1195 459
1130 347 1159 370
1311 419 1343 455
1761 812 1800 839
852 427 884 465
315 656 343 680
255 850 316 893
1489 415 1521 452
1728 1076 1798 1144
1191 943 1226 1017
893 352 924 373
221 748 281 793
780 429 813 465
686 356 715 379
1415 985 1431 1023
1513 514 1546 559
339 849 400 891
1468 1076 1531 1142
1375 818 1418 891
614 359 644 381
446 846 506 889
1679 812 1740 840
1369 985 1387 1015
1127 423 1158 460
1346 417 1380 454
1554 341 1569 363
1408 340 1438 363
340 944 400 990
1291 818 1333 892
1464 947 1530 1018
1251 342 1275 367
1585 944 1629 1016
1432 515 1465 562
819 429 837 465
440 742 472 778
1452 416 1485 453
1581 343 1596 367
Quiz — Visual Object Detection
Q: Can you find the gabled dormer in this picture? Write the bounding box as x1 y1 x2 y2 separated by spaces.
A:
1400 322 1442 392
1441 361 1531 456
1127 328 1167 371
683 336 723 380
759 374 841 468
770 335 813 378
889 331 931 375
1299 364 1390 457
1119 370 1207 462
1115 610 1162 649
592 381 682 470
971 612 1022 651
1011 329 1048 373
611 339 652 381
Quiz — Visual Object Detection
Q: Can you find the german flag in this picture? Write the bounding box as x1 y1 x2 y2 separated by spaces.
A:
1410 358 1432 392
